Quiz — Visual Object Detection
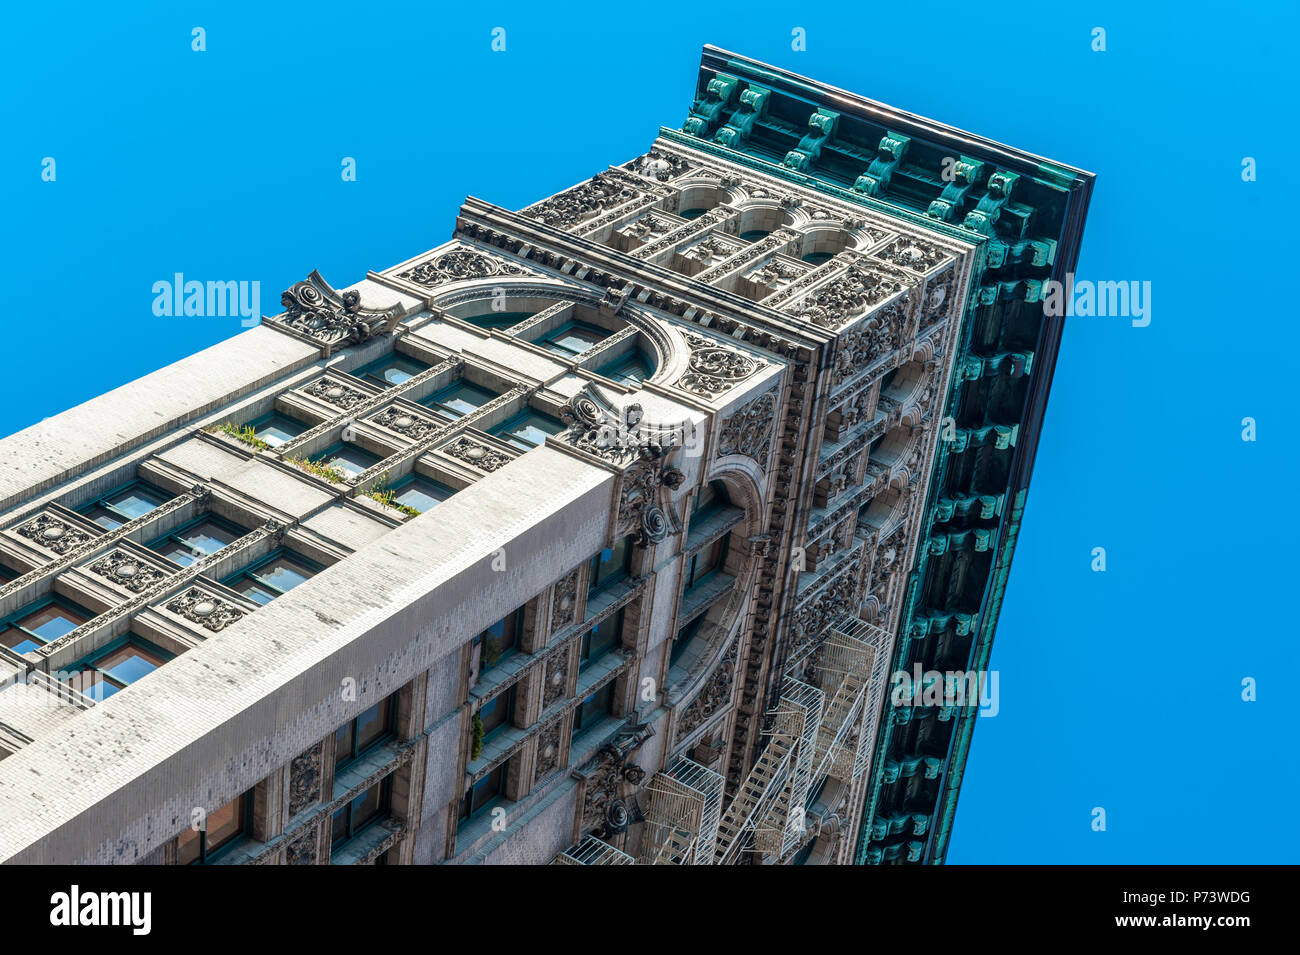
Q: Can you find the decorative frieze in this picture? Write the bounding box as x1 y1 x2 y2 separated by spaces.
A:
716 389 777 468
302 376 369 412
15 513 94 556
369 405 441 441
675 642 738 742
676 332 763 398
396 248 531 287
88 549 167 594
165 588 246 633
623 149 693 182
784 262 915 331
875 236 954 274
286 827 318 865
523 171 645 231
441 436 512 472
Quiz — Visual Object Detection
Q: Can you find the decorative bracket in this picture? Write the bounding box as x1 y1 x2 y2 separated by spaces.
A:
264 270 402 357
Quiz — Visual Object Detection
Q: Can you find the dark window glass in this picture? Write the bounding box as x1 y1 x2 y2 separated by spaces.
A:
335 694 396 769
572 682 615 737
685 535 730 592
579 609 623 671
740 229 772 241
474 608 521 670
332 776 391 848
491 411 564 451
679 207 708 220
460 765 504 822
802 251 835 265
588 537 631 595
479 685 515 737
422 382 498 419
671 616 707 666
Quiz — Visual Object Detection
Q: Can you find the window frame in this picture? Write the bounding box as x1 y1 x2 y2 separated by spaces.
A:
78 479 171 530
331 775 393 850
355 353 431 388
533 319 609 358
421 380 499 420
67 634 174 700
571 681 616 738
221 547 324 605
579 608 624 672
490 410 565 451
176 790 253 865
472 607 523 671
310 441 383 480
587 537 632 596
459 763 506 823
334 693 399 771
0 594 96 654
147 512 249 567
243 410 310 448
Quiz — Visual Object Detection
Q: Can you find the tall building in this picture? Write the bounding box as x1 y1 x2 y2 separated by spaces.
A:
0 47 1091 865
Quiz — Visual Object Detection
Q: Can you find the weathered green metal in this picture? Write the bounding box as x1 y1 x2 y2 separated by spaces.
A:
679 46 1095 864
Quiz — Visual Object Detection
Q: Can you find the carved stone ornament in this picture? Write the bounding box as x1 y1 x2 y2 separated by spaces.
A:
524 171 643 229
15 513 93 555
370 405 441 441
675 642 738 742
88 549 167 594
580 721 654 837
535 720 563 777
559 385 689 467
550 569 580 633
717 389 777 468
788 263 914 331
269 270 401 349
676 332 763 398
789 558 862 657
303 376 369 411
442 435 512 472
288 743 323 817
165 588 246 633
286 828 318 865
624 149 692 182
396 248 530 287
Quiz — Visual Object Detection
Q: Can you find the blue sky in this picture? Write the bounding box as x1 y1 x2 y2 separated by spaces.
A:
2 1 1294 863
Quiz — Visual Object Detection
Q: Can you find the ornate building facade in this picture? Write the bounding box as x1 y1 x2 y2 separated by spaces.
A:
0 48 1091 865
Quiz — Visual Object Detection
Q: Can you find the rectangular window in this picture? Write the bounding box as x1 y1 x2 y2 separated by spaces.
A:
579 609 623 671
310 442 382 480
357 354 430 387
572 682 615 738
588 537 632 595
491 411 564 451
0 596 94 655
244 412 308 448
390 475 455 514
670 616 707 666
331 775 392 849
79 481 171 530
473 607 522 670
148 514 248 568
223 549 321 606
684 535 729 593
421 381 498 419
534 320 608 357
597 353 651 386
459 764 504 822
478 684 516 738
335 693 397 770
176 791 250 864
70 636 173 701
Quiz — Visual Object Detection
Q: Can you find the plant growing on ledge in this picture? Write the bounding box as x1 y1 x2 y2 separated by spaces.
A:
470 714 485 761
366 473 421 518
288 455 346 484
208 421 269 451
